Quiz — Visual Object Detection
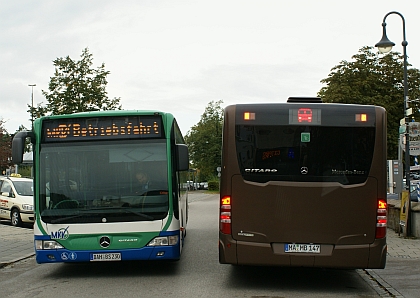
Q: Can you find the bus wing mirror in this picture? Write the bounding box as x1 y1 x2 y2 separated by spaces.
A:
12 131 35 164
176 144 189 171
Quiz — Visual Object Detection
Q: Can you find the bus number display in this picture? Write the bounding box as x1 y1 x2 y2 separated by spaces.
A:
43 116 162 142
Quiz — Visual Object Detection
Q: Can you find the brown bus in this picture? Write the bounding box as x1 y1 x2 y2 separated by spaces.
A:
219 98 387 269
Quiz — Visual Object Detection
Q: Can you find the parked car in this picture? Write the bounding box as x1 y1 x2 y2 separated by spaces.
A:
387 184 419 202
0 176 34 226
199 182 209 190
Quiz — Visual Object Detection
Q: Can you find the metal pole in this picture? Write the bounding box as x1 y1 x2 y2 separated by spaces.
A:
28 84 36 129
376 11 410 236
402 23 411 237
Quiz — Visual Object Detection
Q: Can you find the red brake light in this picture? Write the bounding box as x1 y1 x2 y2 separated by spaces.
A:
376 199 387 239
220 196 231 234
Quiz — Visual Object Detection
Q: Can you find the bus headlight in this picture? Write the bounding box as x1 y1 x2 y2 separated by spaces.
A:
35 240 64 250
147 236 178 246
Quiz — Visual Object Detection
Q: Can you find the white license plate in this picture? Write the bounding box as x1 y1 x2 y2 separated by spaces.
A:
90 253 122 261
284 243 320 253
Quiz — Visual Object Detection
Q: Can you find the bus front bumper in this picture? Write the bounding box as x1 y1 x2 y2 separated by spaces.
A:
35 243 181 264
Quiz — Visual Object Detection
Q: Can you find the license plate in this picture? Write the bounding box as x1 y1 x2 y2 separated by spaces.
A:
284 243 320 253
90 253 122 261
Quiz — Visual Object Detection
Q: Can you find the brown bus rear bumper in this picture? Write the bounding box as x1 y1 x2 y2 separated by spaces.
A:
219 233 387 269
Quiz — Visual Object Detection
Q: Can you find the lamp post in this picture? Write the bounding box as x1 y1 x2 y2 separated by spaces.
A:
28 84 36 129
375 11 410 236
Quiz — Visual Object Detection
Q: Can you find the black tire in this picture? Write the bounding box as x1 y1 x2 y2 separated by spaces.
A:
11 209 22 227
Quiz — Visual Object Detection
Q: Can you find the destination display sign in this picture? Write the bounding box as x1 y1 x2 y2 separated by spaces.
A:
42 115 163 142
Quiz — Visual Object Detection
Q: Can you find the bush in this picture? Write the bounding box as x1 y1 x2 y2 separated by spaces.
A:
208 180 219 191
18 166 32 178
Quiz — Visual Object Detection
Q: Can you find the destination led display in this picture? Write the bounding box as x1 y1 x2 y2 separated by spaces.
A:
42 116 162 142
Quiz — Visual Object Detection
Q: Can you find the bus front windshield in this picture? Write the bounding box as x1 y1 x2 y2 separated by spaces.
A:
39 140 169 224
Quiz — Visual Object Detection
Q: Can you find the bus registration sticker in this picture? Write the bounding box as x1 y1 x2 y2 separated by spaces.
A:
90 253 122 261
284 244 320 253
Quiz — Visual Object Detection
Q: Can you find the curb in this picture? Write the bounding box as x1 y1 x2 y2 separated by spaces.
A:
360 269 404 298
0 253 35 269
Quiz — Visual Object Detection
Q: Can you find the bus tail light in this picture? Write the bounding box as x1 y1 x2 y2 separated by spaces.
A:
376 199 387 239
220 196 231 234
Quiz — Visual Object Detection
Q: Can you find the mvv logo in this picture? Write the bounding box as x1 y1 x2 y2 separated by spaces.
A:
50 226 70 240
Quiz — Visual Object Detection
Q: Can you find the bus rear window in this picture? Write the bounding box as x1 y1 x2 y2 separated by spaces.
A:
235 125 375 184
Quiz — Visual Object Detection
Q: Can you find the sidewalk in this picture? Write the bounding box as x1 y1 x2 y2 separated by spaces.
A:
1 217 420 297
366 229 420 298
0 220 34 268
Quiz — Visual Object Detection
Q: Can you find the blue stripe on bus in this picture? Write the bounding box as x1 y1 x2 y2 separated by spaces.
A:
34 230 181 263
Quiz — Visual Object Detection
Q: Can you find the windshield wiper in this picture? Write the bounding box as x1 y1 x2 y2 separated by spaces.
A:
48 208 154 223
50 212 85 224
118 208 154 220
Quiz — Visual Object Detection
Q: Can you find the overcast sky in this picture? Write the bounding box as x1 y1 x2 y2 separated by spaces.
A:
1 0 419 135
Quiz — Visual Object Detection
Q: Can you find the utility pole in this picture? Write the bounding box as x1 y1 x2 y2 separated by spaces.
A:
28 84 36 129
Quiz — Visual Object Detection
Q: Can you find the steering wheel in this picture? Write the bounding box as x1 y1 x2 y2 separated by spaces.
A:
53 199 79 209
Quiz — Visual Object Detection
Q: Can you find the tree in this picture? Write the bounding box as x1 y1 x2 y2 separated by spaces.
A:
318 46 420 160
28 48 121 118
0 119 11 174
15 125 32 153
185 100 223 181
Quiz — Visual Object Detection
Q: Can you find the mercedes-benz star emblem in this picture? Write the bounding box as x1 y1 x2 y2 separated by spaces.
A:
99 236 111 248
300 167 308 175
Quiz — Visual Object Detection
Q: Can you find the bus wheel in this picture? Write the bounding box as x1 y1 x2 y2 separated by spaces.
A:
11 209 22 227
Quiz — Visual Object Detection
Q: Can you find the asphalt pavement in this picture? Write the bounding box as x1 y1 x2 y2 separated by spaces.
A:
1 193 420 297
0 220 34 267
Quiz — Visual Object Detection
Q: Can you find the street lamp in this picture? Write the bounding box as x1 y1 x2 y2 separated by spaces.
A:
28 84 36 129
375 11 410 236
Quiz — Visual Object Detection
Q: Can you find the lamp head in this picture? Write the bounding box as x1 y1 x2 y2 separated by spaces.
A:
375 22 395 53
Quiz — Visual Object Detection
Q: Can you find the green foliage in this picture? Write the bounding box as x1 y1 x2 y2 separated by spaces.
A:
0 119 11 173
0 120 31 172
208 180 219 191
185 100 223 181
208 175 220 191
17 165 32 178
318 46 420 160
29 48 122 118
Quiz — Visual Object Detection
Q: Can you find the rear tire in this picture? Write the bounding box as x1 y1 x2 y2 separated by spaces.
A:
11 209 22 227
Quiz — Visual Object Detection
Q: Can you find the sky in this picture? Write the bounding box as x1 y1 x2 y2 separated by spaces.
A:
1 0 420 136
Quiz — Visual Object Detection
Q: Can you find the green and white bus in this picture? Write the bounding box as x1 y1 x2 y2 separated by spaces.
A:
12 110 189 263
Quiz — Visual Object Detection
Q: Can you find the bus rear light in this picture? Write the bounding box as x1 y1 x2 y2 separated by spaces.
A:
375 199 387 239
244 112 255 120
355 113 368 122
220 196 232 234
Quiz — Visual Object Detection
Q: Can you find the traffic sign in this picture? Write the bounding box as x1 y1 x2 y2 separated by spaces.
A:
410 141 420 156
409 122 420 136
407 108 413 116
400 125 406 134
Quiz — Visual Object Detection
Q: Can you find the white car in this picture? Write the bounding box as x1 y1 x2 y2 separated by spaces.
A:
0 176 34 226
